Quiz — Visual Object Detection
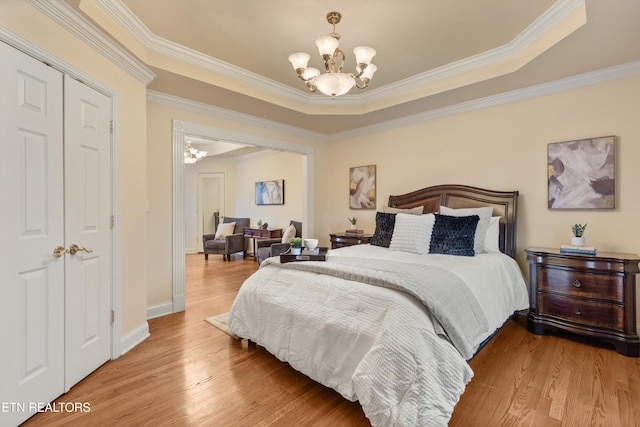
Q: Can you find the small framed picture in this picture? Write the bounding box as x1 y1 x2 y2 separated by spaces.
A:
255 180 285 205
349 165 376 209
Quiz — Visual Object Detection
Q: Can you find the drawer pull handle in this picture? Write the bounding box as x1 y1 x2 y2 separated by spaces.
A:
573 280 582 288
574 308 582 315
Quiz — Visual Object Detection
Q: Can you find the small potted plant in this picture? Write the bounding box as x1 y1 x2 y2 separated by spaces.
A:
289 237 303 255
571 223 587 247
347 216 358 230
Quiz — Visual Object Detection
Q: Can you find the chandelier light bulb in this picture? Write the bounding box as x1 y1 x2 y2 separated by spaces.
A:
353 46 376 65
314 73 355 97
360 63 377 80
288 52 310 70
315 35 339 57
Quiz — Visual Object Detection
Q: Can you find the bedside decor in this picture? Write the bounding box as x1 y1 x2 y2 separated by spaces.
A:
570 223 587 246
289 237 303 255
255 180 284 205
349 165 376 209
548 136 615 209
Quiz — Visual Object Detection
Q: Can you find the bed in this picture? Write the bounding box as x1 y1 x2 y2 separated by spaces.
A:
229 184 529 426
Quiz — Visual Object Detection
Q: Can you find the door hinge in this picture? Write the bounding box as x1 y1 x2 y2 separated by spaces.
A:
110 215 114 229
110 310 115 325
110 120 114 134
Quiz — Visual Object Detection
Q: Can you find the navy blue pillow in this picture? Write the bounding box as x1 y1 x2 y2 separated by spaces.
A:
429 214 479 256
370 212 396 248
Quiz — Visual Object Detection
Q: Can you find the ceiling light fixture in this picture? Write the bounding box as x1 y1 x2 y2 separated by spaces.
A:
184 140 207 164
288 11 377 98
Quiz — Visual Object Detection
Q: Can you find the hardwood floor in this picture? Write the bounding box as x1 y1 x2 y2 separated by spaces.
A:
23 254 640 426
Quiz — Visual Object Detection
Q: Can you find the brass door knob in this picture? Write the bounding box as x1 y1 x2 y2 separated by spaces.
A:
52 246 69 257
69 244 93 255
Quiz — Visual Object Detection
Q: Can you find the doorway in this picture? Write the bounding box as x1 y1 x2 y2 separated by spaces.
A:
170 119 315 312
196 172 225 252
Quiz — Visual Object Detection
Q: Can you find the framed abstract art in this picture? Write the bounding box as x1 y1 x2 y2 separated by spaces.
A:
349 165 376 209
255 179 284 205
547 136 615 209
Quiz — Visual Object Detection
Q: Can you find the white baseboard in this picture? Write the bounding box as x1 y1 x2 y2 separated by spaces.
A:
185 247 197 254
146 301 174 319
119 321 150 356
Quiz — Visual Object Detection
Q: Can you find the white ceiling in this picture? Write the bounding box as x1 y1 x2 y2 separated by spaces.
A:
67 0 640 137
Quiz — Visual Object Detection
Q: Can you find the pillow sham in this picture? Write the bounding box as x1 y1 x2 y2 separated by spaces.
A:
429 214 479 257
389 213 435 255
439 206 493 254
484 216 501 253
370 212 396 248
281 224 297 243
382 205 424 215
214 222 236 240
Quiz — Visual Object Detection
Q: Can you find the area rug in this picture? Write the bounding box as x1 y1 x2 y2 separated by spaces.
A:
204 312 237 338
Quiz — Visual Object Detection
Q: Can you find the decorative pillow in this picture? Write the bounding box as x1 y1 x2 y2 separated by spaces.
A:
429 214 479 256
214 222 236 240
281 224 297 243
389 213 435 255
439 206 493 254
484 216 501 253
370 212 396 248
383 206 424 215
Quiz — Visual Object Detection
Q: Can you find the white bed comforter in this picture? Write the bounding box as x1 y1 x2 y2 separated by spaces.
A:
228 245 529 426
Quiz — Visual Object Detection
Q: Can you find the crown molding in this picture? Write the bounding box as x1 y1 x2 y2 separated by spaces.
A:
26 0 155 84
360 0 586 102
147 60 640 144
146 91 329 143
91 0 584 109
330 60 640 141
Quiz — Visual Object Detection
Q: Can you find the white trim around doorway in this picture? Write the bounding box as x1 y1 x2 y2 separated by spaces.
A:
171 119 314 312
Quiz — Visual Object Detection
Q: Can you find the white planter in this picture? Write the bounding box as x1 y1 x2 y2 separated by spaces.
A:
291 247 302 255
571 237 585 247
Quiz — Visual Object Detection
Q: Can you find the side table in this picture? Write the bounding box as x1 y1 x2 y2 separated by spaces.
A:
329 232 373 249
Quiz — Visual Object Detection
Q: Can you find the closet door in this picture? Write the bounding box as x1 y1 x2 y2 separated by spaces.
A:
0 42 65 426
63 75 112 389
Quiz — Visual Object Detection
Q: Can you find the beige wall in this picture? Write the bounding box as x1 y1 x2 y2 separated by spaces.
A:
322 74 640 274
234 151 304 236
1 2 149 338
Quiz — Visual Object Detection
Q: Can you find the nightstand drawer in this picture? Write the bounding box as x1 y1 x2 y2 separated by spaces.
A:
538 294 624 331
538 267 623 301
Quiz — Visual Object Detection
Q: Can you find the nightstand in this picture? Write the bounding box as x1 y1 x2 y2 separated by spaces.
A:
525 247 640 357
329 233 373 249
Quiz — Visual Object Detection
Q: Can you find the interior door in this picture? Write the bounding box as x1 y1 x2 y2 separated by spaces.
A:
63 75 112 389
0 41 65 427
196 173 224 251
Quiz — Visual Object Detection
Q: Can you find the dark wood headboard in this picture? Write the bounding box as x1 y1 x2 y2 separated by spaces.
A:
388 184 519 258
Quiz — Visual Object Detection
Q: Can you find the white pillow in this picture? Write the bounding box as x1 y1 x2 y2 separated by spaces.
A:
439 206 493 254
281 224 297 243
383 205 424 215
484 216 501 253
389 213 435 255
214 222 236 240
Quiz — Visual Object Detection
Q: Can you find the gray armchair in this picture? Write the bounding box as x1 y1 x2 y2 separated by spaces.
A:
255 220 302 264
203 217 250 261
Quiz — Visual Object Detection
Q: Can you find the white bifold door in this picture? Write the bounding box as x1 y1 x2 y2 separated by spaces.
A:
0 42 112 427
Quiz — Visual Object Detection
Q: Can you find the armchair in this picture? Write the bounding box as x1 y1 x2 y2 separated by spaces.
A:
255 220 302 264
203 217 250 261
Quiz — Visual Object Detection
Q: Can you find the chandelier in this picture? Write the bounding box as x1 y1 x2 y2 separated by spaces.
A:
288 11 377 97
184 140 207 164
